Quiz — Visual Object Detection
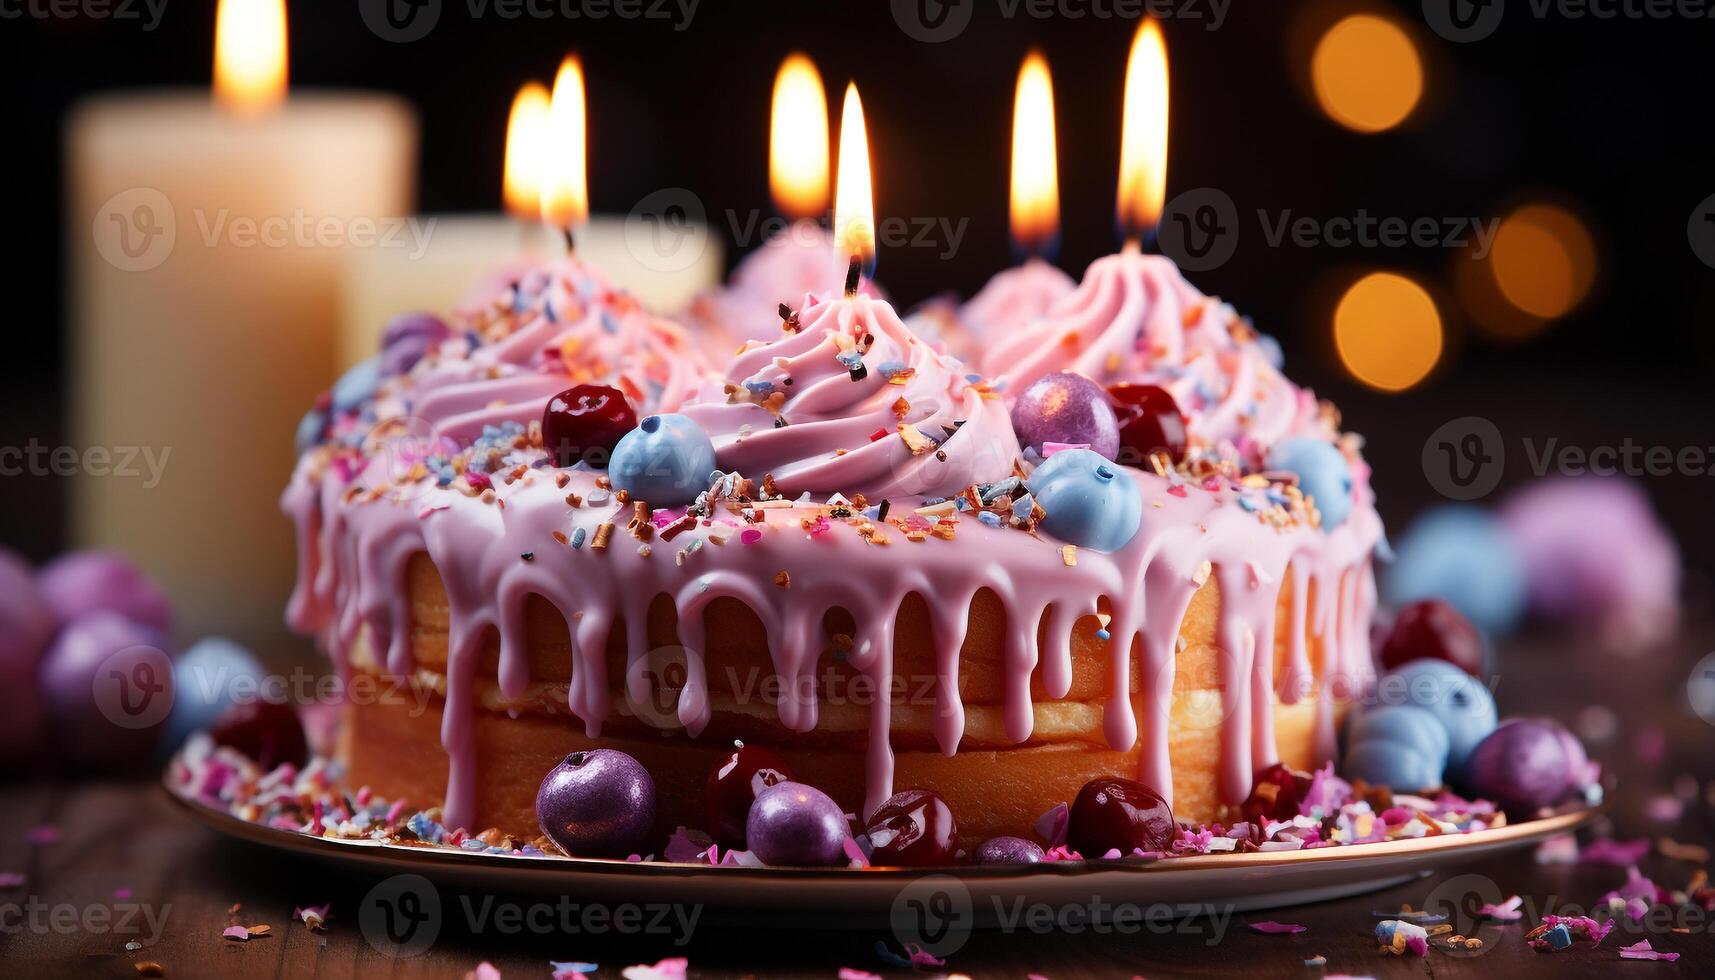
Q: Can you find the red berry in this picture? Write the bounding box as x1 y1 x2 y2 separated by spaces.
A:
1240 762 1312 824
1378 599 1486 677
208 700 308 770
705 742 794 850
1107 384 1188 468
543 385 637 468
1067 776 1175 856
863 789 958 867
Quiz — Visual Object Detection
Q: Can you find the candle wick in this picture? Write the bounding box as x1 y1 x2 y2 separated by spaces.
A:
843 255 861 298
562 225 577 255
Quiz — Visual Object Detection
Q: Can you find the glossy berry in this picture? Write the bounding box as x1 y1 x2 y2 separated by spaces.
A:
543 385 637 468
1267 437 1356 529
609 414 718 507
1067 776 1176 857
1025 448 1143 553
1107 384 1187 468
1379 599 1486 677
535 749 657 858
863 789 958 867
974 836 1045 865
1463 719 1574 814
1011 372 1121 460
746 782 849 866
705 741 795 850
1240 762 1312 824
208 700 309 771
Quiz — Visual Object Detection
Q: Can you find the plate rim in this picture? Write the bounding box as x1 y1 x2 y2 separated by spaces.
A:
163 780 1596 882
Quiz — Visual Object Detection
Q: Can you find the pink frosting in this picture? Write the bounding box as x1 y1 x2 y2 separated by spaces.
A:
960 258 1076 339
981 247 1330 468
284 249 1383 834
682 292 1016 498
689 222 884 351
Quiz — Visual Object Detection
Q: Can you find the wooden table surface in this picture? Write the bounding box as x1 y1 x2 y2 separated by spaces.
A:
4 625 1712 979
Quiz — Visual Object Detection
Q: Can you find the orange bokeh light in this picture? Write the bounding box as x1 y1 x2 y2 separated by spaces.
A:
1333 272 1444 392
1310 14 1423 133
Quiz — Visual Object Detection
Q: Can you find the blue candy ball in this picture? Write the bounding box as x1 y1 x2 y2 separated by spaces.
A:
1343 705 1449 791
295 408 329 456
609 414 717 507
331 357 382 413
1384 505 1526 637
1025 448 1143 553
1267 437 1355 529
162 637 265 754
1374 659 1498 779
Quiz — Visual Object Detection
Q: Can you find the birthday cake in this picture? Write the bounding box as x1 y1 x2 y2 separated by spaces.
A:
282 234 1385 861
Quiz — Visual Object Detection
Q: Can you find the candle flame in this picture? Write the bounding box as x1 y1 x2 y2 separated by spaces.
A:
541 57 589 229
1118 20 1169 240
1010 50 1060 257
503 82 552 219
214 0 287 114
770 54 830 221
833 83 875 267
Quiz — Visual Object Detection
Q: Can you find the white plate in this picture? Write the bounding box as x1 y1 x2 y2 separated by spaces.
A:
165 784 1593 926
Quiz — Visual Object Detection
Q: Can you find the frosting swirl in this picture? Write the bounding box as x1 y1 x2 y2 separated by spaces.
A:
689 223 884 352
981 248 1329 466
684 291 1017 499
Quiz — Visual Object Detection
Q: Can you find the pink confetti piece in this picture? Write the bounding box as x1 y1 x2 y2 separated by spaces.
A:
839 971 883 980
740 528 763 545
1034 802 1069 847
1477 895 1524 921
1249 921 1307 934
294 904 331 930
1042 442 1091 456
464 963 502 980
1619 939 1681 962
551 961 598 980
621 957 688 980
222 925 252 941
1581 837 1651 866
905 945 946 969
25 825 59 846
842 835 869 869
0 872 24 888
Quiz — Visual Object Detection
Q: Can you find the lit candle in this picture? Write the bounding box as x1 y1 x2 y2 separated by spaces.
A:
337 60 721 371
957 50 1076 340
689 53 868 350
66 0 417 654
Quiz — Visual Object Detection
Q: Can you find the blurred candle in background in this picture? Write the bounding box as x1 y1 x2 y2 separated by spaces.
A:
66 0 417 656
338 59 721 371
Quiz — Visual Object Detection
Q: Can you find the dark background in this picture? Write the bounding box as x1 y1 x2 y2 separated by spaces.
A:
3 0 1712 588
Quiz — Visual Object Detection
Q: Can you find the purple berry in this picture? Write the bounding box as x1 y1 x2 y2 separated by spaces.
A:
39 611 174 770
1463 719 1573 814
1011 372 1121 460
974 836 1045 865
380 312 452 376
745 782 849 866
38 550 172 635
536 749 657 858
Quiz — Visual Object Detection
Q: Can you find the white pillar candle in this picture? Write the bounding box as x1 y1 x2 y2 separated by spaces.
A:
66 9 416 654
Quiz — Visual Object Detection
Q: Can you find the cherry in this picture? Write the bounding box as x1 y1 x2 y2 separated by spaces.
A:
1378 599 1486 678
863 789 958 867
543 384 637 469
1107 384 1188 468
208 700 309 770
1067 776 1175 856
1240 762 1312 825
705 741 794 850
